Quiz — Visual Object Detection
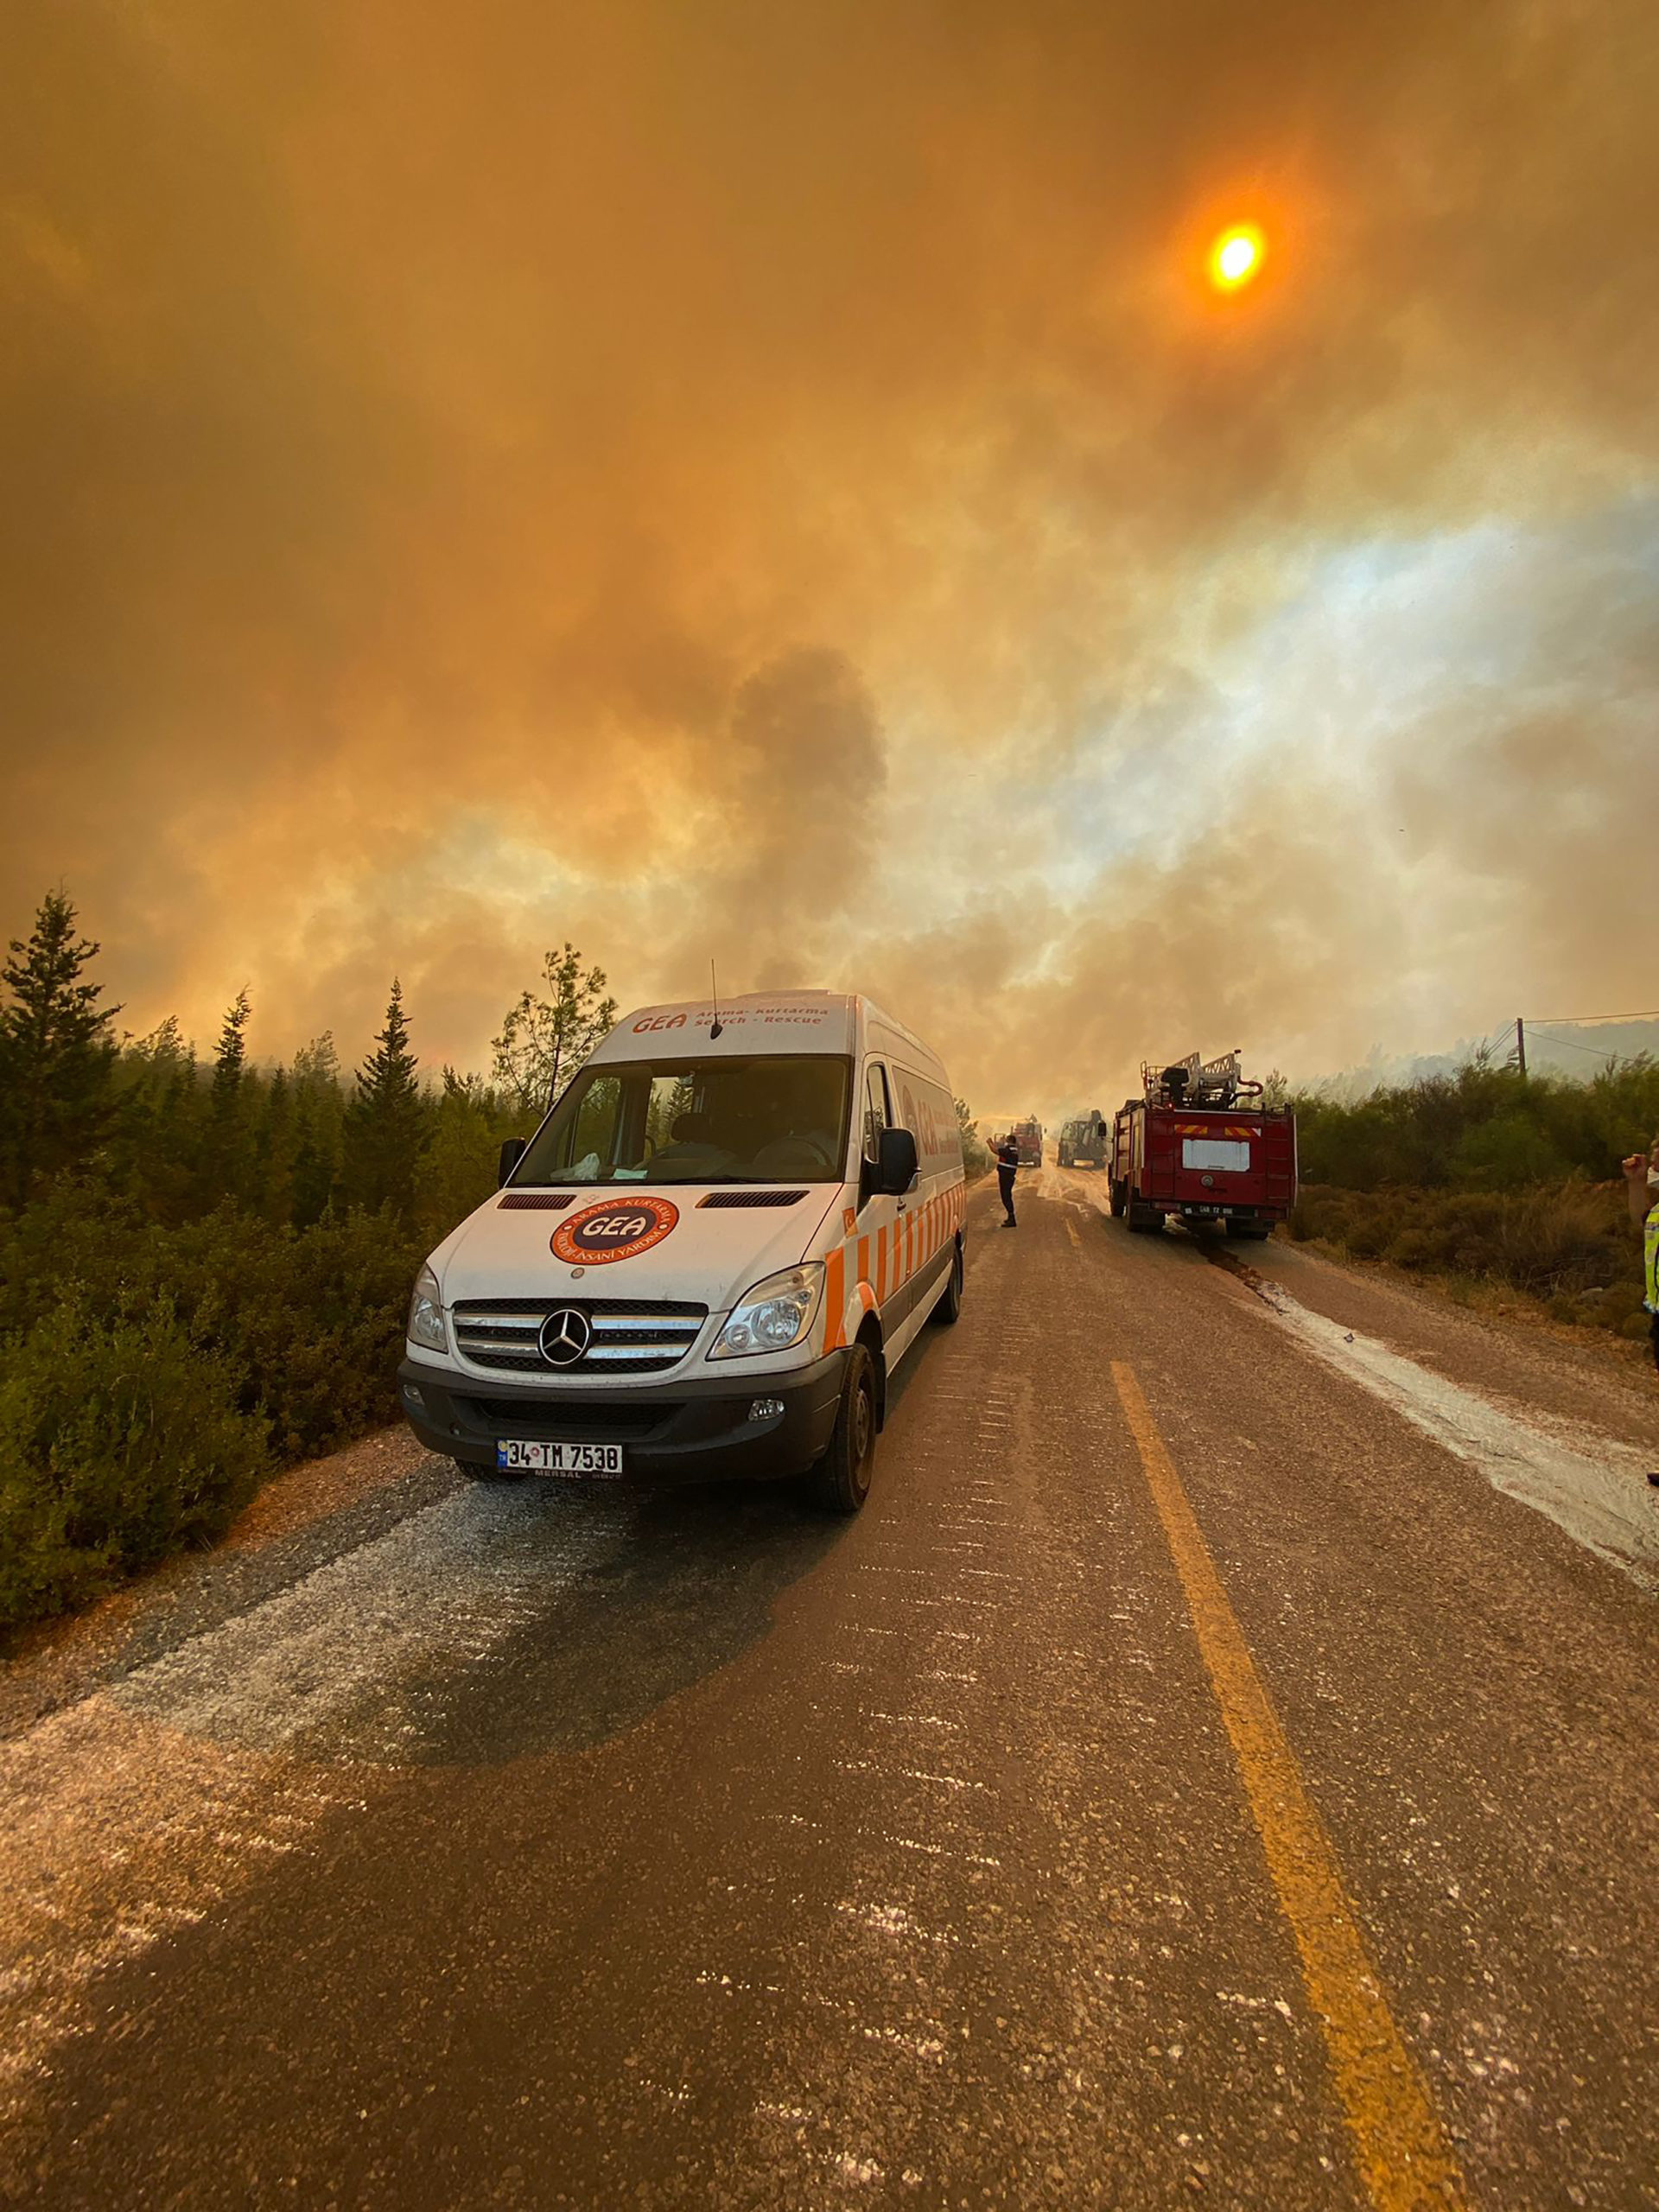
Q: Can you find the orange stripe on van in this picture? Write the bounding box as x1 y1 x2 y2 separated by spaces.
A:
857 1234 869 1294
824 1245 846 1351
875 1225 887 1304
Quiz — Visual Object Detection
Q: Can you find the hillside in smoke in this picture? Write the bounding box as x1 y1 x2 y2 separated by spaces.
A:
1296 1020 1659 1102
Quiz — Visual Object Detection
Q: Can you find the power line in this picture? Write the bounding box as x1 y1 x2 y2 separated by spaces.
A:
1525 1008 1659 1026
1526 1027 1625 1061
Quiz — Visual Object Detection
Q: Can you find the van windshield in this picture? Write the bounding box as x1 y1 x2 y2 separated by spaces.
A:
511 1055 853 1186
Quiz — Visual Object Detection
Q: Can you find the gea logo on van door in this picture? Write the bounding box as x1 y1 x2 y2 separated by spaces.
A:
550 1197 680 1265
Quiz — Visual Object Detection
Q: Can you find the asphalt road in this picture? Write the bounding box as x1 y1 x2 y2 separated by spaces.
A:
4 1167 1658 2210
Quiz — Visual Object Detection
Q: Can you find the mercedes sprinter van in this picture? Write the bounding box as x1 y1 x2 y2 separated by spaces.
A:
400 992 965 1511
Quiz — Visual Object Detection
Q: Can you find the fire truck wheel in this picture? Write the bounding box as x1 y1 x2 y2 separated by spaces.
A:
1109 1180 1128 1218
1229 1221 1272 1241
1127 1198 1160 1234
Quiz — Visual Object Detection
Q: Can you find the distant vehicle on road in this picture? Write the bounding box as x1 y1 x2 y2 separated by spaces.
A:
401 992 965 1515
1110 1052 1295 1239
1058 1110 1106 1169
1013 1118 1045 1168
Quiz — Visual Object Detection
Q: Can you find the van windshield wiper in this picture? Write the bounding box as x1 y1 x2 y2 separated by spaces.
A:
512 1173 810 1189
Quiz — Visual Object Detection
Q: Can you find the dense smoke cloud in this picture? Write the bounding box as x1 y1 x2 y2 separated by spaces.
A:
3 0 1655 1114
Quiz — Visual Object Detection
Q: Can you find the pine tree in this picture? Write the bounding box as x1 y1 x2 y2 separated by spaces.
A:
416 1066 511 1242
198 989 253 1206
289 1033 343 1227
253 1065 297 1225
0 890 121 1208
111 1014 199 1219
343 980 431 1217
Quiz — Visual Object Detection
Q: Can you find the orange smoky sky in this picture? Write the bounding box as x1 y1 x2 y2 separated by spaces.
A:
3 0 1656 1116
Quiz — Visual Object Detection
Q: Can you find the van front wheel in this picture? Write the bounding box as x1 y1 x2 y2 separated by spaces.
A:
808 1344 877 1515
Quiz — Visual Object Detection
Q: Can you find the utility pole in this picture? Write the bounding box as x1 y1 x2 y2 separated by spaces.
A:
1515 1016 1527 1077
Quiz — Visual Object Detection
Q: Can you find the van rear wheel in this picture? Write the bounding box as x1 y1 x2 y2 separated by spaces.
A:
931 1242 963 1326
808 1345 877 1515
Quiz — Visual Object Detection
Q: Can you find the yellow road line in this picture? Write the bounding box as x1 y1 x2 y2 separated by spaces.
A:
1110 1360 1465 2212
1065 1217 1082 1249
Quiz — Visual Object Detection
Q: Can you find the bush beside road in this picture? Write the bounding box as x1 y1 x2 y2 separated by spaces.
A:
0 1196 427 1632
1287 1180 1652 1341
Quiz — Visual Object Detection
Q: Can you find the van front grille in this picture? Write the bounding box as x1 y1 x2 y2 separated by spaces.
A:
452 1298 708 1376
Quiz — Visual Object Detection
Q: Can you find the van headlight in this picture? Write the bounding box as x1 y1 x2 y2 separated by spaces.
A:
407 1263 447 1353
709 1264 824 1359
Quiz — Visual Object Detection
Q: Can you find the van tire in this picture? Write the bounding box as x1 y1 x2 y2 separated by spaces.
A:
808 1345 877 1515
931 1241 964 1325
455 1456 528 1483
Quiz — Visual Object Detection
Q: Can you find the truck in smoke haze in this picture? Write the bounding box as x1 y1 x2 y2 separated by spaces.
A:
1110 1052 1295 1238
1013 1118 1045 1168
1058 1111 1106 1169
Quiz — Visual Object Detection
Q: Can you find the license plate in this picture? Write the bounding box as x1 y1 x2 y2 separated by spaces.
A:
495 1439 625 1478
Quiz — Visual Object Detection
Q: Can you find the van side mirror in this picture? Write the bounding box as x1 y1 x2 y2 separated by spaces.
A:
875 1127 919 1197
498 1137 527 1188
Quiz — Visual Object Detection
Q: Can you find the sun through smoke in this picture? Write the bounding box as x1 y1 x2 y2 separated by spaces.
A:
1210 223 1264 289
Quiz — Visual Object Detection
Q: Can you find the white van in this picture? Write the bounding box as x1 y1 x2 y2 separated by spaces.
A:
400 992 965 1511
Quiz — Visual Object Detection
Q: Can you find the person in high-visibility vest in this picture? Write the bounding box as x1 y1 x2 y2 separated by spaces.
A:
1622 1133 1659 1378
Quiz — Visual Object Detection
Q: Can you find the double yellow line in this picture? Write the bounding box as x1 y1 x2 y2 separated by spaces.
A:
1111 1362 1466 2212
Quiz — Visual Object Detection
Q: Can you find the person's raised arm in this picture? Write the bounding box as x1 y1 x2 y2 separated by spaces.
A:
1622 1153 1651 1230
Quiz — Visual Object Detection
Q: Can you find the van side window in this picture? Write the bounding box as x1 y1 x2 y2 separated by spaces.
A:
862 1064 891 1166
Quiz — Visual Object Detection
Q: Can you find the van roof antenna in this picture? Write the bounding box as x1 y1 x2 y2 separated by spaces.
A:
709 959 723 1040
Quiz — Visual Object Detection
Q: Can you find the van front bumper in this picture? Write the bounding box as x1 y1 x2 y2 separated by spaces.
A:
398 1351 849 1484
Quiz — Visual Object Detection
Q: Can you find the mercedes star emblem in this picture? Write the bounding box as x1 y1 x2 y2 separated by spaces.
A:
538 1307 591 1367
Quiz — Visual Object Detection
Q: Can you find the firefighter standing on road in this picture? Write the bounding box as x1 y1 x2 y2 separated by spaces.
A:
995 1132 1020 1228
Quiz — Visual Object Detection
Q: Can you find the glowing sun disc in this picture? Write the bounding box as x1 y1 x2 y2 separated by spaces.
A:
1210 226 1264 289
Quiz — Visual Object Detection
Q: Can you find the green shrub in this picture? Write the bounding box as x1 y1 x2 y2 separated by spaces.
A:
0 1197 425 1464
1292 1055 1659 1192
1292 1180 1644 1325
0 1192 429 1628
0 1289 270 1626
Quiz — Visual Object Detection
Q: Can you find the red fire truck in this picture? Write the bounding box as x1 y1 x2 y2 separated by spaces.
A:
1013 1118 1045 1168
1109 1052 1295 1239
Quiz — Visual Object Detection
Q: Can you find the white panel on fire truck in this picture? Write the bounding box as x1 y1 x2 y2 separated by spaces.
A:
1182 1138 1250 1172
